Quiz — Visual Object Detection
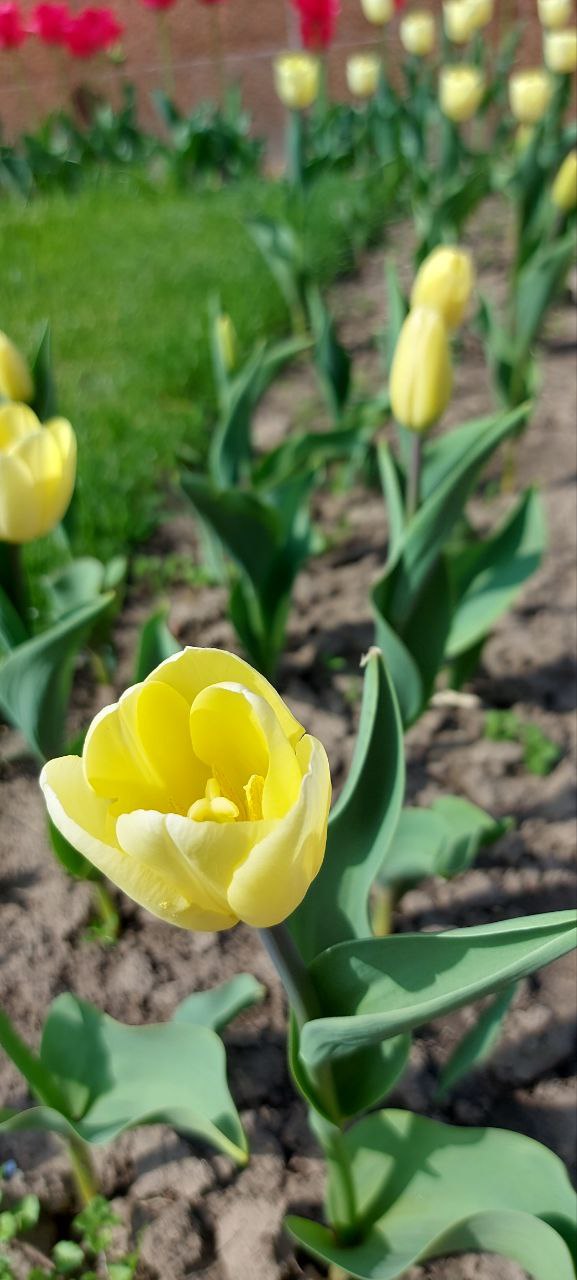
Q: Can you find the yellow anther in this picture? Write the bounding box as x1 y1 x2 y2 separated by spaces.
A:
188 777 239 823
210 797 239 823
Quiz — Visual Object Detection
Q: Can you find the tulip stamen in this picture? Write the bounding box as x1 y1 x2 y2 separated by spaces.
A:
188 777 239 824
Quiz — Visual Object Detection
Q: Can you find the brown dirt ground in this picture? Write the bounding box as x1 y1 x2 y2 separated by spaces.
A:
0 213 576 1278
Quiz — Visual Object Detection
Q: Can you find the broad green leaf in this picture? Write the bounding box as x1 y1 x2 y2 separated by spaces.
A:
253 423 367 489
420 409 517 501
515 230 577 356
31 322 57 421
0 995 247 1163
181 474 279 590
0 581 27 654
376 795 506 892
172 975 265 1033
287 1109 577 1280
435 983 516 1098
0 594 114 760
42 556 125 622
289 650 405 964
247 217 307 327
289 1016 410 1126
0 1009 68 1114
384 260 408 375
446 488 546 658
133 608 180 683
372 549 453 726
308 285 351 421
300 911 577 1069
377 445 405 563
371 609 424 729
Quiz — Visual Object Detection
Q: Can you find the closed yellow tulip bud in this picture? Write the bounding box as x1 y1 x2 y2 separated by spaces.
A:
215 313 237 374
347 53 381 98
538 0 573 30
509 69 553 123
443 2 476 45
361 0 393 24
400 11 436 56
411 246 475 331
390 307 453 433
543 27 577 72
0 405 76 544
465 0 494 30
40 648 332 932
274 53 320 111
439 65 485 122
0 331 34 404
552 149 577 211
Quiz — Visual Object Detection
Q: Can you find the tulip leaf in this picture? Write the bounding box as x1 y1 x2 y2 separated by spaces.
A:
172 975 266 1033
0 994 247 1164
377 444 405 562
0 594 114 760
446 487 547 658
253 422 368 490
514 230 577 357
287 1109 577 1280
42 556 126 624
247 217 308 329
420 408 519 501
289 1015 411 1125
373 548 453 727
375 795 508 894
0 581 28 654
133 607 181 683
384 260 408 375
299 911 577 1070
435 983 517 1099
308 285 351 421
31 321 57 422
288 649 405 964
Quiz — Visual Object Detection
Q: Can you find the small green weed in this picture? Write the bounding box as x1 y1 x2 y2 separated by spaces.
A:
485 710 562 776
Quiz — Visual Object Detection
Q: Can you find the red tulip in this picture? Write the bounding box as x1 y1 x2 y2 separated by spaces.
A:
64 5 123 56
138 0 177 9
28 2 71 45
394 0 407 9
291 0 340 50
0 0 27 48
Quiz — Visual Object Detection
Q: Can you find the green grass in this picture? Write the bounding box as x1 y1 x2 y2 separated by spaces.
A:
0 173 394 563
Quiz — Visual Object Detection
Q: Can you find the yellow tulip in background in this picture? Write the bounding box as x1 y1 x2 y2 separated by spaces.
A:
41 648 332 931
0 404 77 544
439 65 485 123
552 148 577 211
443 2 476 45
538 0 573 29
0 331 34 405
360 0 393 25
509 69 553 123
390 306 453 433
411 246 475 331
465 0 494 31
400 11 436 56
347 53 381 98
274 53 320 111
543 26 577 71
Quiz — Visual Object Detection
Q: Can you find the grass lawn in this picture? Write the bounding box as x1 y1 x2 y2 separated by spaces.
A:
0 172 396 564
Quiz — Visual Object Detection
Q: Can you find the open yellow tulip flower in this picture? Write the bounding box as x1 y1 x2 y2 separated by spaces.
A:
509 69 553 123
40 648 332 932
347 53 381 98
274 53 320 111
465 0 493 31
390 306 453 433
443 2 475 45
439 65 485 122
552 148 577 211
538 0 573 29
0 331 34 405
361 0 393 24
400 11 436 56
543 26 577 71
0 404 77 544
411 246 475 331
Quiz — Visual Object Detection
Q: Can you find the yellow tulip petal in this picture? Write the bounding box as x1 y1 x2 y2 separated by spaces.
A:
0 453 35 543
0 335 34 404
0 404 40 452
226 736 331 928
46 417 77 495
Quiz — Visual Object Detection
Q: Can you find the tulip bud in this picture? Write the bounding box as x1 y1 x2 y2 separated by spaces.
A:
552 149 577 212
347 52 381 98
465 0 493 31
0 331 34 404
400 10 436 56
274 52 320 111
215 313 237 374
0 405 77 544
509 69 553 124
390 306 453 433
443 2 475 45
360 0 393 24
543 27 577 72
411 246 475 331
439 64 485 122
538 0 573 28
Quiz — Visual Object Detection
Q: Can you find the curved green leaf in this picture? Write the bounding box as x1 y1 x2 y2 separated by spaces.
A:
435 983 516 1099
172 975 265 1033
133 607 181 683
376 795 506 893
289 1015 410 1125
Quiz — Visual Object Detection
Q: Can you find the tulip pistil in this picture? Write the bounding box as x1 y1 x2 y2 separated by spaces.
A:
188 777 239 824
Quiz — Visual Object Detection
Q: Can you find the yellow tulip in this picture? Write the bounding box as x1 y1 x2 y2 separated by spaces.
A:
274 53 320 111
538 0 573 29
215 313 237 374
361 0 393 24
552 148 577 211
509 69 553 123
465 0 494 30
439 65 485 122
40 648 332 932
0 331 34 405
443 2 476 45
411 246 475 331
347 53 381 98
543 27 577 72
390 306 453 433
400 11 436 56
0 404 76 544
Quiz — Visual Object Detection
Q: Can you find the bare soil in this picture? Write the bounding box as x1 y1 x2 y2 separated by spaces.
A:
1 223 576 1278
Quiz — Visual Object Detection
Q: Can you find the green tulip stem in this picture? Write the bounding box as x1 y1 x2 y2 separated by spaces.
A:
0 541 30 634
406 434 423 521
259 923 320 1031
287 109 305 191
91 880 120 943
67 1134 99 1207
